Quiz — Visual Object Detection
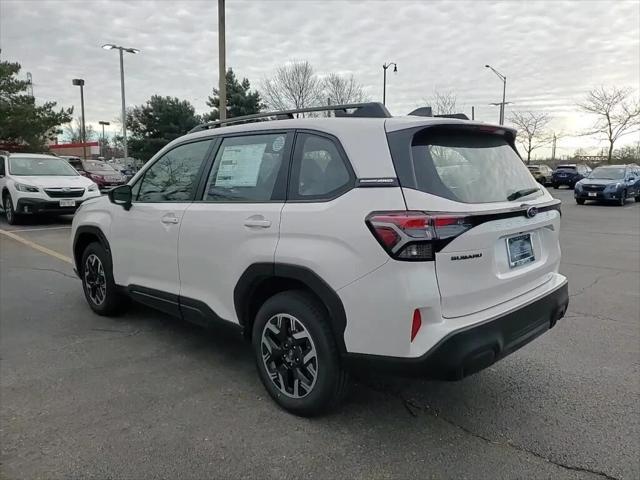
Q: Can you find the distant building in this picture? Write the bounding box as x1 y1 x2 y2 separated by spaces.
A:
48 141 100 159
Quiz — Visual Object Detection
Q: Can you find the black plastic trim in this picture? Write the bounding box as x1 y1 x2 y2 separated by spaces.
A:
128 285 181 318
234 263 348 353
72 225 111 273
344 282 569 380
124 284 242 332
16 197 84 214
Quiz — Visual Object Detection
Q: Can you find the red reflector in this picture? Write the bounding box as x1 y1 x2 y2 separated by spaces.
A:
410 309 422 342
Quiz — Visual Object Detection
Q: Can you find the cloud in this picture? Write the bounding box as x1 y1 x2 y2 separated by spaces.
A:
1 0 638 156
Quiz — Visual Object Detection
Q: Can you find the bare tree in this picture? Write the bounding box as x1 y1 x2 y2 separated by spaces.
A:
509 111 552 163
262 61 324 115
323 73 367 105
430 89 457 115
63 118 96 143
577 86 640 163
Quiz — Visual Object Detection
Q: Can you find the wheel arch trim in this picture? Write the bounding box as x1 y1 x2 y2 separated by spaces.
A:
73 225 112 273
234 263 348 354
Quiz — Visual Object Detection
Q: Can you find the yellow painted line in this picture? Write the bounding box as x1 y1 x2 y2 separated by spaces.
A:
0 228 73 264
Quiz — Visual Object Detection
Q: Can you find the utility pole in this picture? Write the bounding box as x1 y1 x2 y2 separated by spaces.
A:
218 0 227 121
72 79 87 159
551 133 557 161
471 106 475 120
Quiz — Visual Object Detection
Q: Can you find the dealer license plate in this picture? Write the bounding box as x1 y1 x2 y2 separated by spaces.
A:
507 233 535 268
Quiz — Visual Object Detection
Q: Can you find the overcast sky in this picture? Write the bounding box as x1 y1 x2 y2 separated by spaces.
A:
1 0 639 157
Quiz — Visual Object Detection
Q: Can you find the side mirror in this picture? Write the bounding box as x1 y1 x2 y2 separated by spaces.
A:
108 184 132 210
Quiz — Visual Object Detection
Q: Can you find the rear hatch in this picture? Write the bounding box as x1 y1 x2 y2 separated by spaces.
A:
385 123 561 318
553 165 577 181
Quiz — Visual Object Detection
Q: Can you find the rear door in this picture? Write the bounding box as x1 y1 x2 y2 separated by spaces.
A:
387 126 561 318
178 131 292 324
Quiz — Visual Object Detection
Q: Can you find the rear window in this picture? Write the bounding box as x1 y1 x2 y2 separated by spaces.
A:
556 165 577 171
406 130 540 203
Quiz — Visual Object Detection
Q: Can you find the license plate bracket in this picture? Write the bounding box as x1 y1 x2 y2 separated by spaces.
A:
59 199 76 207
506 233 535 268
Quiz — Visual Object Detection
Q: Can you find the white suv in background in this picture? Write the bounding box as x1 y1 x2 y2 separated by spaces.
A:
71 103 569 416
1 153 101 225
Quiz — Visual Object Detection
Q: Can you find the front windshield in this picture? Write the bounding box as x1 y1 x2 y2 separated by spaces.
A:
9 157 78 176
84 161 117 171
589 167 625 180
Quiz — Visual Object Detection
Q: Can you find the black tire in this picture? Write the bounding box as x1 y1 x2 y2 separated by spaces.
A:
576 198 585 205
635 195 640 202
252 290 348 416
3 193 20 225
618 190 626 206
552 183 558 189
80 242 129 316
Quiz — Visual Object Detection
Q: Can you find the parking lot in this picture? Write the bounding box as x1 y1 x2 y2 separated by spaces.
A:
0 188 638 479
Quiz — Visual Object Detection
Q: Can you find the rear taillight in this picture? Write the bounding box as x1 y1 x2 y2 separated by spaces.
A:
366 211 473 261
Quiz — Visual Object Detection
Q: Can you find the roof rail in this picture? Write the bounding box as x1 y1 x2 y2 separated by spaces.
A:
188 102 391 133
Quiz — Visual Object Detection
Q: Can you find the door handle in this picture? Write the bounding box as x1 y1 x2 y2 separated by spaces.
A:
161 214 180 225
244 217 271 228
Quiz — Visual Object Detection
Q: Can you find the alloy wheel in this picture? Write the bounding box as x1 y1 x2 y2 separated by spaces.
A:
4 197 13 223
261 314 318 398
84 254 107 306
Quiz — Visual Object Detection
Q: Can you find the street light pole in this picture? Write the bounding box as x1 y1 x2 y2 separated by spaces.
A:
118 48 127 158
218 0 227 121
485 64 507 125
382 62 397 106
72 78 86 159
102 44 140 159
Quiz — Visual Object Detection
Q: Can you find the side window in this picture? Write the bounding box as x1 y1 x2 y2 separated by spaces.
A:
136 140 213 202
0 157 5 176
203 133 288 202
291 133 353 200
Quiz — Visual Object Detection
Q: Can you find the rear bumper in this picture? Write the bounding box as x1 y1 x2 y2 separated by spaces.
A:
553 177 577 185
16 197 84 215
344 281 569 380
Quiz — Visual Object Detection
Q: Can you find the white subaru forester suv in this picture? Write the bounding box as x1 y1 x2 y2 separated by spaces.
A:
1 153 101 225
71 103 568 416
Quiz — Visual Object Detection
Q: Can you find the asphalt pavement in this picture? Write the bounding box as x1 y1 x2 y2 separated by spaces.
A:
1 188 638 479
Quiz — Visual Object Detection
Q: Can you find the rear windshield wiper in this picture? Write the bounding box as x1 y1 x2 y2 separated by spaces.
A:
507 187 540 201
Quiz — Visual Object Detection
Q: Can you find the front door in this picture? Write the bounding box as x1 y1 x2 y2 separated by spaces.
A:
110 139 215 299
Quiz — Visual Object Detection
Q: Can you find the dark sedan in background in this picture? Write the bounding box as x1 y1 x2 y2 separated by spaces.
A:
574 164 640 206
65 158 127 192
552 164 591 188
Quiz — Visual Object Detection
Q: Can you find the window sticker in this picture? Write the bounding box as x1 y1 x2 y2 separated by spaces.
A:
215 143 267 187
